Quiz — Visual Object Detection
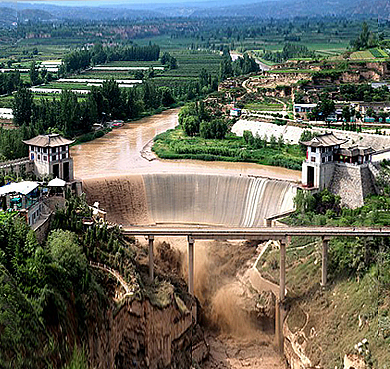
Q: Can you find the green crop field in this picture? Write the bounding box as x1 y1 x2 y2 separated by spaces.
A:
350 50 374 60
55 49 223 91
26 47 223 94
245 102 284 111
98 60 162 67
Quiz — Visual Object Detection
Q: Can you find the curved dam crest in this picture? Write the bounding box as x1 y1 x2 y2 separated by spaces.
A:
83 173 296 227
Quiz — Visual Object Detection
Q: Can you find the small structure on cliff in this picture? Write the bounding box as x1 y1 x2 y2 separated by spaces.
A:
301 132 377 208
301 133 348 189
0 181 42 226
23 134 74 182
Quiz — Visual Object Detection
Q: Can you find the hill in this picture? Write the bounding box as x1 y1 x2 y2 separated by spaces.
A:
0 0 388 20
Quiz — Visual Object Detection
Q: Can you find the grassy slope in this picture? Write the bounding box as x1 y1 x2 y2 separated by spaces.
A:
259 238 389 368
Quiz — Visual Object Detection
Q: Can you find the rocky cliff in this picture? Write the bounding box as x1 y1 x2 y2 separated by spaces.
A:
88 295 195 369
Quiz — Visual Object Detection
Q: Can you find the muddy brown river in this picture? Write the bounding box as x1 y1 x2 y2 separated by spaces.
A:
71 108 300 182
72 108 289 369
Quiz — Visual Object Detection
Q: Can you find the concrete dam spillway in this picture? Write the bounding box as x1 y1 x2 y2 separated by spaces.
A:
83 173 296 227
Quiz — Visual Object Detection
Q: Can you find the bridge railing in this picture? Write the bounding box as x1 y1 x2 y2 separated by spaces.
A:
89 261 134 295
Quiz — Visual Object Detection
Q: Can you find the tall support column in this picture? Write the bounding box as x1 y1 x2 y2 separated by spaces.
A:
279 237 289 301
275 236 289 355
188 236 194 295
148 235 154 282
321 237 329 287
275 299 283 355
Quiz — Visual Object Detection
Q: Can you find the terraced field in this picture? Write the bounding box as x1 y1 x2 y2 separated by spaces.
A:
349 48 388 61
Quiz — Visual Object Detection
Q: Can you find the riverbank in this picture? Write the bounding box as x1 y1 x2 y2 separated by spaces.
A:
152 126 304 171
71 108 302 182
72 106 181 147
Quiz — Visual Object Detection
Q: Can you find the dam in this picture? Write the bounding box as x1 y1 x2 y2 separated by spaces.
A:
72 108 300 369
73 109 300 227
83 173 297 227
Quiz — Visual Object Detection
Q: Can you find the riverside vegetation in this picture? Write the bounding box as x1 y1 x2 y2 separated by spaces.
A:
153 101 304 170
0 194 192 368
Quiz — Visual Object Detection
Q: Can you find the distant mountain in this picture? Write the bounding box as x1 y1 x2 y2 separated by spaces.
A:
0 1 160 20
0 6 16 27
0 0 387 21
191 0 381 18
18 8 54 21
352 0 389 17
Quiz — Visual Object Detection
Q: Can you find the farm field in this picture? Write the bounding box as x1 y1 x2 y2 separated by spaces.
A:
33 49 223 93
0 46 223 107
245 102 285 111
349 48 389 61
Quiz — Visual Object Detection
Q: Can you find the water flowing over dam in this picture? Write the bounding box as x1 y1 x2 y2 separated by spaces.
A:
83 173 296 227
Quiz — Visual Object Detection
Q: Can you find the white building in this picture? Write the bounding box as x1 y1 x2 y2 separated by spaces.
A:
301 133 347 189
23 134 74 181
294 103 317 113
300 133 374 189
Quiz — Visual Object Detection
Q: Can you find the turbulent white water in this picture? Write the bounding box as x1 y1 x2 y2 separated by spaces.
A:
84 173 296 227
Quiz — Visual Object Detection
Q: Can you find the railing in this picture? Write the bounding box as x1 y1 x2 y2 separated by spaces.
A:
121 226 390 239
89 261 134 296
0 157 31 169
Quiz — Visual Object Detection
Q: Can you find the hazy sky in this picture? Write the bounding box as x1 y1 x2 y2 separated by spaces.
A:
19 0 215 5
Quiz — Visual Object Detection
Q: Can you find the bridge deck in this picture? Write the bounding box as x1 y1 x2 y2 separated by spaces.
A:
121 226 390 240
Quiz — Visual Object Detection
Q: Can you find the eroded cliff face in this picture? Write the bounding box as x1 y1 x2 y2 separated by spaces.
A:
88 297 194 369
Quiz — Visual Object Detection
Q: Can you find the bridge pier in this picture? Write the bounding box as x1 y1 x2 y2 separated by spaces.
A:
148 235 154 282
188 236 194 295
321 237 329 287
275 236 290 355
275 299 284 354
279 237 289 301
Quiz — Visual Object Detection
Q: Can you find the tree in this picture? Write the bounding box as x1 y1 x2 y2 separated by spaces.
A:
47 230 87 282
182 116 199 136
379 110 388 123
59 90 81 136
294 190 316 214
200 119 228 139
161 87 175 107
342 106 352 122
160 52 177 70
243 130 254 146
310 98 335 121
299 130 318 153
352 22 378 51
12 87 33 126
101 79 123 118
29 61 40 86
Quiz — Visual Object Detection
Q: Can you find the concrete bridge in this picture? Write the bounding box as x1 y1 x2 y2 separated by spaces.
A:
122 226 390 354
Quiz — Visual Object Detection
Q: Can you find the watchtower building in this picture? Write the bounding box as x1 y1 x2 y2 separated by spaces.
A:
23 134 74 182
300 132 376 191
300 133 348 189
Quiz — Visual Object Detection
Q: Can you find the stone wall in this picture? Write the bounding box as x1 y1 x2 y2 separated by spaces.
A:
33 213 52 244
88 296 194 369
329 164 376 208
232 119 390 152
0 158 34 175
